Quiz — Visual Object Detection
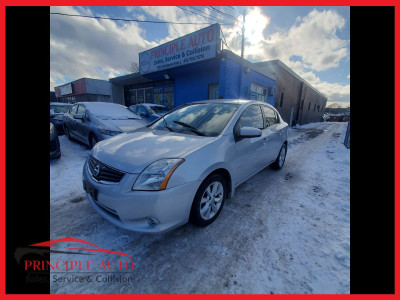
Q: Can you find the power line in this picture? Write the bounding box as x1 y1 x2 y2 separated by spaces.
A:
208 6 237 21
50 12 218 25
220 28 232 52
188 6 229 25
176 6 233 26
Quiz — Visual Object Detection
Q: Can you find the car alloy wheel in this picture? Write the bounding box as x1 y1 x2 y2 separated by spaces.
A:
200 181 224 220
190 174 227 227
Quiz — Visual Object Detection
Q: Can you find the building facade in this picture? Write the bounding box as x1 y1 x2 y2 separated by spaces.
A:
110 24 277 110
108 24 326 126
110 49 277 110
256 60 327 125
54 78 112 104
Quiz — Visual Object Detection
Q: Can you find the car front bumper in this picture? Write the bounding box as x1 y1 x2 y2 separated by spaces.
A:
82 158 201 233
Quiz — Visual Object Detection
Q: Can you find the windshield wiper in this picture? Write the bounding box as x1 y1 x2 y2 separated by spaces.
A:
163 117 174 132
173 121 206 136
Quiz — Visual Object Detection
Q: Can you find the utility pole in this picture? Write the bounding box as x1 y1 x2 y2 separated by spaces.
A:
240 12 246 58
238 9 246 98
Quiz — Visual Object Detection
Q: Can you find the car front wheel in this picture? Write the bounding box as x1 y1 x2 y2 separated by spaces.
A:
190 174 227 227
64 125 72 141
90 134 99 149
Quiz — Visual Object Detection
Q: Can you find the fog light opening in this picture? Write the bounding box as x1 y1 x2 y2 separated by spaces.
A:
147 217 160 227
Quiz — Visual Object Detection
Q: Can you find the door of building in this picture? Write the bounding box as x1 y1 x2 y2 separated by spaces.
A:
128 87 153 105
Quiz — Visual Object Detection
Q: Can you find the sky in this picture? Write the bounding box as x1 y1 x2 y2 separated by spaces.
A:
50 6 350 107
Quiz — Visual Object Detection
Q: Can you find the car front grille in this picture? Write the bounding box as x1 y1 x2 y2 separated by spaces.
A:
88 156 125 183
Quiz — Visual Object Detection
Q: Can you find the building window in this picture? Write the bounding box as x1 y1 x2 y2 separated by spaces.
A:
154 88 163 105
300 99 304 110
208 84 219 99
308 102 311 111
317 105 320 112
314 104 316 111
164 86 174 107
250 83 268 102
129 87 154 106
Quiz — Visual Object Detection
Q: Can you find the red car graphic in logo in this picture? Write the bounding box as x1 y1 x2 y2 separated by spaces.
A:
30 237 132 258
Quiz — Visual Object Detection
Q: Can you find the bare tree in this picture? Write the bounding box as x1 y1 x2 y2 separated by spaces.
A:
128 61 140 73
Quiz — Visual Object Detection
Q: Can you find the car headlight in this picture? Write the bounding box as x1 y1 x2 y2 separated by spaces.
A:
50 123 55 135
132 159 184 191
98 128 122 136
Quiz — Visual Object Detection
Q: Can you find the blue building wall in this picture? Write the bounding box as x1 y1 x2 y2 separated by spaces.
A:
219 57 276 105
113 53 276 108
168 58 220 107
219 57 241 99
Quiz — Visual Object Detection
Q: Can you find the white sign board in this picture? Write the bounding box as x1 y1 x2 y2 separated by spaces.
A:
59 83 73 95
139 24 220 75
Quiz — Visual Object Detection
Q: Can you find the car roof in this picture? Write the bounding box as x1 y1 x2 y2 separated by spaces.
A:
189 99 274 107
76 102 128 109
140 103 166 107
50 102 72 106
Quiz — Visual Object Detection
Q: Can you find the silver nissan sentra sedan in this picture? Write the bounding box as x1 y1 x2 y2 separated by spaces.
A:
83 99 288 233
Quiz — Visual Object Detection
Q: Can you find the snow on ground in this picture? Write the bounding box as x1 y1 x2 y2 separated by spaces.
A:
50 122 350 294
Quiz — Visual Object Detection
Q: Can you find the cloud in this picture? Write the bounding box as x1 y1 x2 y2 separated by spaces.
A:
222 7 350 104
50 6 349 105
227 8 349 73
50 6 157 90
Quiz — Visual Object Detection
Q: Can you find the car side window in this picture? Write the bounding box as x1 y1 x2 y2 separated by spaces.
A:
262 106 279 128
77 105 86 116
138 106 147 116
69 104 78 114
237 105 264 130
131 106 138 113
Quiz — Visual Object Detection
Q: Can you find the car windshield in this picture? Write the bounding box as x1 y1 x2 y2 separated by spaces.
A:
150 103 240 137
149 106 170 115
50 104 71 113
87 103 141 120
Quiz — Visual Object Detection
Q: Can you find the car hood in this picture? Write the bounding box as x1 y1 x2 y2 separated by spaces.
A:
96 118 147 133
91 128 214 173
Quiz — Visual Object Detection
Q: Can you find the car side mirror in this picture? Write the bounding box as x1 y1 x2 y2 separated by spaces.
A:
73 114 84 120
239 127 262 138
50 109 55 117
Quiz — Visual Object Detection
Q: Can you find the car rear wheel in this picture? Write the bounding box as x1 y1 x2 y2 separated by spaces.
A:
271 143 287 170
190 174 227 227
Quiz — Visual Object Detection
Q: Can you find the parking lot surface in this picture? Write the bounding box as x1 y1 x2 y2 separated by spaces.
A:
50 122 350 294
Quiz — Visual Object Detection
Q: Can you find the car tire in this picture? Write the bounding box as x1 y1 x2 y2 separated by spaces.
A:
190 174 227 227
271 143 287 170
90 134 99 149
64 126 72 141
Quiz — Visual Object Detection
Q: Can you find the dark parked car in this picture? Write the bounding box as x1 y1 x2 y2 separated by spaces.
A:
50 122 61 158
63 102 147 148
129 103 170 123
50 102 72 135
